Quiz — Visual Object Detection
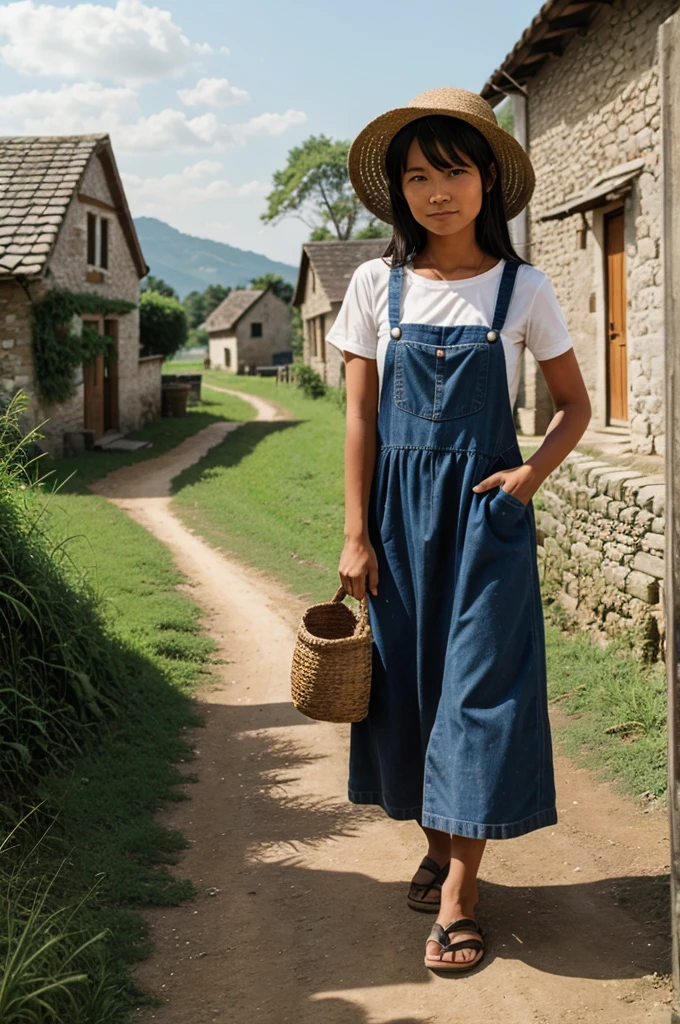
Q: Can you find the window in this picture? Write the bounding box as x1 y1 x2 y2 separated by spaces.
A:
100 217 109 269
87 213 97 265
224 347 231 368
318 313 326 361
250 321 263 338
86 212 109 269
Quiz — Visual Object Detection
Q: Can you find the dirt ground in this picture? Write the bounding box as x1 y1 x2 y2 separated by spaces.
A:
90 386 673 1024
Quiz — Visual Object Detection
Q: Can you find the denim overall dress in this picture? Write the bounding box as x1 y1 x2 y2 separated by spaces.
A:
349 258 558 840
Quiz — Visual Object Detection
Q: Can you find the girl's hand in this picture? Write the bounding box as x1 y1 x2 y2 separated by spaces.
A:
472 463 538 507
339 535 379 600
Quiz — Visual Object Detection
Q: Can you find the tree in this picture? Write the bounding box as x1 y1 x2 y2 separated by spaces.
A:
261 135 373 241
139 291 188 360
203 284 232 320
141 274 178 298
250 273 293 304
183 290 207 330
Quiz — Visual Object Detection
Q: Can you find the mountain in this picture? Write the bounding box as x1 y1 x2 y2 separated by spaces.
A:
133 216 299 299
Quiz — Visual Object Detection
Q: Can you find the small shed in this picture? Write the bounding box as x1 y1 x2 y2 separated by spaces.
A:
204 286 292 373
292 239 387 387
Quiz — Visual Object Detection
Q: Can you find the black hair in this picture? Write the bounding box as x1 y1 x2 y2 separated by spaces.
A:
380 114 531 269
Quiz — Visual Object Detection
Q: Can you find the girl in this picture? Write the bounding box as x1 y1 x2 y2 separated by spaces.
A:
326 88 591 973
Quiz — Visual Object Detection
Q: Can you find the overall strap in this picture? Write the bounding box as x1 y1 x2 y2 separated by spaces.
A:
491 260 520 332
388 264 404 332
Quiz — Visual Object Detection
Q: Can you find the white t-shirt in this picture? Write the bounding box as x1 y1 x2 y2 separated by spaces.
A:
325 256 574 410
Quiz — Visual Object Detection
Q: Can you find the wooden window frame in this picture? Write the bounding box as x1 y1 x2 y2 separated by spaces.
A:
250 321 263 338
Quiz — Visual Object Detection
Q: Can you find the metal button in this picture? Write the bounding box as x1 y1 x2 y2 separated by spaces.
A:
436 348 444 357
390 326 402 339
486 330 498 342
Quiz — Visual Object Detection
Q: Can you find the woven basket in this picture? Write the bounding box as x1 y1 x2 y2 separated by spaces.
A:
290 584 373 723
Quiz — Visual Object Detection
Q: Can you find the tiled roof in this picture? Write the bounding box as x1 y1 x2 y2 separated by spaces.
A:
203 289 266 332
292 239 388 307
0 133 148 279
0 135 104 278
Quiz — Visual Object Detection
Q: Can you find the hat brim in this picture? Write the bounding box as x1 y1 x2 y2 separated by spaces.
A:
348 106 535 225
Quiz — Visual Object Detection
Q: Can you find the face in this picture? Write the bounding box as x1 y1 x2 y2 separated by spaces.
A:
400 138 497 238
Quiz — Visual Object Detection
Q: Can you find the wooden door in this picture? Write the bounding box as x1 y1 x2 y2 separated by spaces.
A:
83 317 105 438
605 209 628 423
83 352 105 438
103 318 119 431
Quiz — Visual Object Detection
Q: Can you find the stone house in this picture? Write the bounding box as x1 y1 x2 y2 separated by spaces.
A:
204 287 292 372
482 0 676 456
292 239 387 386
479 0 680 660
0 132 160 457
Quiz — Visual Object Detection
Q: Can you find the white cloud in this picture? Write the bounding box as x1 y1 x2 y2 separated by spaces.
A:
177 77 248 108
0 0 211 84
114 107 307 153
0 80 137 133
122 160 270 216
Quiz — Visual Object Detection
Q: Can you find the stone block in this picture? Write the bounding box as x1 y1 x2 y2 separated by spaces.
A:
635 484 665 513
592 494 610 515
602 563 630 590
642 531 665 553
651 516 665 534
603 470 645 499
625 570 659 604
632 551 664 580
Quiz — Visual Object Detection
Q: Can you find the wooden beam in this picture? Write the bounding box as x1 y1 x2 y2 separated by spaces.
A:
78 193 118 214
661 10 680 1023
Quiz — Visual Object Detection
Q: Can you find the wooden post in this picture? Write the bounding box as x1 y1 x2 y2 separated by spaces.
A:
661 12 680 1021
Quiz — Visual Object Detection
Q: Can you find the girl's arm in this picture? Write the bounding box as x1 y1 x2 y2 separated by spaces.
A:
338 351 381 600
473 347 592 503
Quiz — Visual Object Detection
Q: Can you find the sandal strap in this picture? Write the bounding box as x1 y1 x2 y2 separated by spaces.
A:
427 922 448 946
418 855 448 877
440 937 484 956
442 917 481 937
410 858 449 900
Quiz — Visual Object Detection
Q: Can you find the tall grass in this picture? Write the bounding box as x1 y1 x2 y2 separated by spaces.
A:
0 392 129 796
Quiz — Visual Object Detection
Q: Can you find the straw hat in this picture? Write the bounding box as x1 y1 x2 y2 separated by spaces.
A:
348 86 535 224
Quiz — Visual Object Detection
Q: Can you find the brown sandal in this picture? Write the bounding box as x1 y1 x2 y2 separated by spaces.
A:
407 856 450 913
424 917 485 972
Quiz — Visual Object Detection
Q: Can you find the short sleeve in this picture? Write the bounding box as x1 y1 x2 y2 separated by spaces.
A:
525 276 574 361
325 263 378 359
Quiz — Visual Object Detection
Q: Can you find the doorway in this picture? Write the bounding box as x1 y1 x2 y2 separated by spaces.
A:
83 317 119 438
604 208 628 424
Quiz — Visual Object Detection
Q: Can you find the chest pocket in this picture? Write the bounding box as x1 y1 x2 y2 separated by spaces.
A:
393 338 489 421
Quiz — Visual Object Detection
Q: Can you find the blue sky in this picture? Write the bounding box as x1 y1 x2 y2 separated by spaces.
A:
0 0 542 267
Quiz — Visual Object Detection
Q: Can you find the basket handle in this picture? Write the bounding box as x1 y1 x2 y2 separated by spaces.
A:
332 584 370 634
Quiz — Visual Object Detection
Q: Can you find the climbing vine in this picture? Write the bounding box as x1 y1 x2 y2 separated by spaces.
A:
31 289 136 404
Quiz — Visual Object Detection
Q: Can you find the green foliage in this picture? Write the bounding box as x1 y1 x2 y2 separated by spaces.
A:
495 99 514 135
30 290 136 404
249 273 293 304
289 306 303 361
352 218 392 239
0 391 128 792
261 134 366 241
294 363 326 399
187 327 209 349
141 274 178 298
139 291 188 359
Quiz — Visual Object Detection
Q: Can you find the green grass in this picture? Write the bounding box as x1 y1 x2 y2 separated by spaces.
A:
2 486 221 1021
43 371 255 494
170 365 348 604
166 369 669 804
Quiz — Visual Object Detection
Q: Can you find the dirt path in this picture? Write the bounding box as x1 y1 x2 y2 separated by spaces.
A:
90 387 672 1024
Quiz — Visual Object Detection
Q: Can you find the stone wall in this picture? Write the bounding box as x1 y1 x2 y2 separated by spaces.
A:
536 450 665 659
138 354 163 424
526 0 676 454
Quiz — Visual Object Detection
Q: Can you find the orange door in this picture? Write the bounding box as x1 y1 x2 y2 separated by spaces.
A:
605 209 628 423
